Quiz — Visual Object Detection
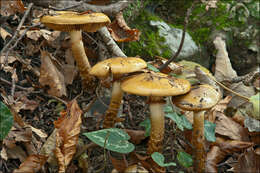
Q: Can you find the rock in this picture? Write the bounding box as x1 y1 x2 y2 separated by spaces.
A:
149 20 199 60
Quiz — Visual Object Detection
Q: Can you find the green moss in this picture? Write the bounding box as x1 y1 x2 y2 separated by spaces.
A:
123 10 172 60
186 1 245 45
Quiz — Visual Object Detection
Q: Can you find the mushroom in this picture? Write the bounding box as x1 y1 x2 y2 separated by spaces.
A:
173 84 220 173
121 72 190 154
40 11 111 89
89 57 147 128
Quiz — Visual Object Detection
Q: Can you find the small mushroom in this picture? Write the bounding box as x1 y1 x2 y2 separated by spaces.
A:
40 11 111 89
90 57 147 128
121 72 190 153
173 84 220 173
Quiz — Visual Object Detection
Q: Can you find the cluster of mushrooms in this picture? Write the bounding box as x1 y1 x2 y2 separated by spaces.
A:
40 11 220 173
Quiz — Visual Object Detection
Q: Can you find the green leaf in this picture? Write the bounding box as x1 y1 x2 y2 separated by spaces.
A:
139 118 151 137
163 105 173 113
177 151 193 168
151 152 176 167
147 63 160 72
0 102 14 140
204 120 216 142
83 128 135 153
165 112 192 131
249 92 260 120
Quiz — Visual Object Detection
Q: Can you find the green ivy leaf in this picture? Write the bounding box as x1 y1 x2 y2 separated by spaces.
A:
204 120 216 142
249 92 260 120
151 152 176 167
139 118 151 137
0 102 14 140
165 112 192 131
163 105 173 113
147 63 160 72
177 151 193 168
83 128 135 153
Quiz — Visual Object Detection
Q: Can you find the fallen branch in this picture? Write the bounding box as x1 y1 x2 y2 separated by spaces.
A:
0 77 34 92
0 3 34 58
31 0 131 17
98 27 127 57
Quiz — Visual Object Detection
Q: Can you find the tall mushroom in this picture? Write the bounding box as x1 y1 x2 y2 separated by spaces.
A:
40 11 111 89
173 84 220 173
121 72 190 172
89 57 147 128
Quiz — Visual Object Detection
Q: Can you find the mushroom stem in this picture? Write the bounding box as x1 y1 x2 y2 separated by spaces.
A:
103 81 124 128
147 96 165 154
70 31 93 88
192 110 205 173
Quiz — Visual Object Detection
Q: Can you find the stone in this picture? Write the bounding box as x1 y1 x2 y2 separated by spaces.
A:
149 20 199 60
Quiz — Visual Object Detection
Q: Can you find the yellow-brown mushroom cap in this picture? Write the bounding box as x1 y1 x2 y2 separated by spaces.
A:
89 57 147 78
121 72 191 97
40 12 111 32
173 84 220 111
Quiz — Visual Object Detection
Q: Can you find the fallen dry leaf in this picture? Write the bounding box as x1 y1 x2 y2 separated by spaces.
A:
110 155 128 173
0 0 26 16
0 146 8 160
132 152 165 173
40 129 58 167
0 54 17 64
24 41 40 56
248 132 260 145
215 137 254 153
29 125 48 139
54 100 82 172
78 153 89 173
234 148 260 173
206 146 222 173
39 50 67 97
207 96 232 123
5 145 27 162
4 125 32 143
124 129 146 145
213 36 255 108
13 154 48 173
13 91 39 112
108 12 140 42
215 113 249 141
0 27 12 40
206 137 254 173
150 57 183 75
20 29 60 42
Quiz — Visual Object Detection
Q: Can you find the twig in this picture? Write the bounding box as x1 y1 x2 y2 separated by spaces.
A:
0 77 33 91
207 72 250 101
0 3 34 58
51 0 131 17
158 0 198 71
4 24 41 63
98 27 127 57
224 67 260 86
49 2 84 11
11 69 16 97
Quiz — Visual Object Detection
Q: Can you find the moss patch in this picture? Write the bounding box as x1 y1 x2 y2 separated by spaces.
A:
123 10 173 60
